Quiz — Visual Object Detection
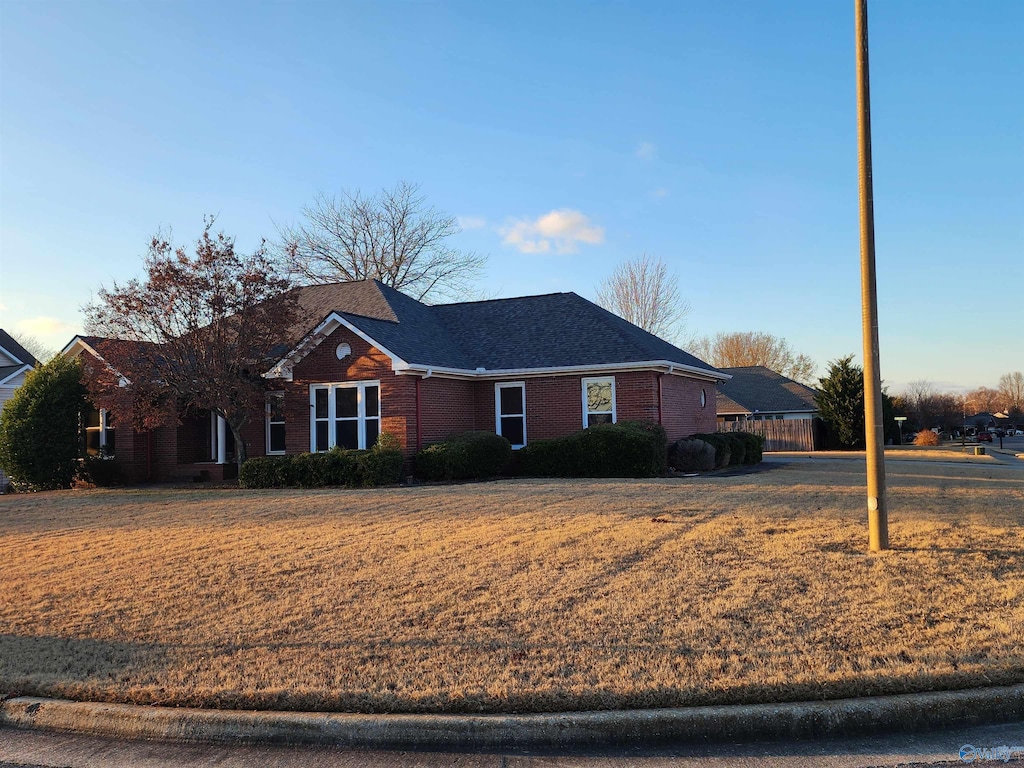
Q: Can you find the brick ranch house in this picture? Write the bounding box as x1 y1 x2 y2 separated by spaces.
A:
62 280 727 483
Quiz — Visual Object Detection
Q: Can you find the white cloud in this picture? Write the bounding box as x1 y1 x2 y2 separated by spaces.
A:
651 187 670 199
499 209 605 255
457 216 487 230
16 316 78 341
635 141 657 161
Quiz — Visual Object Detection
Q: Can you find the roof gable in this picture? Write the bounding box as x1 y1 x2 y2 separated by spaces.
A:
0 329 38 367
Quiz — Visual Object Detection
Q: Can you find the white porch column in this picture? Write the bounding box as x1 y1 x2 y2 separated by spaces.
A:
98 409 109 451
216 415 228 465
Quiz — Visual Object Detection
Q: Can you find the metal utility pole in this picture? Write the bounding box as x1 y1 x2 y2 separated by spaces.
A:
855 0 889 551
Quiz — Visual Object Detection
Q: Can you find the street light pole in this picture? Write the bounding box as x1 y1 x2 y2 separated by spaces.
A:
855 0 889 552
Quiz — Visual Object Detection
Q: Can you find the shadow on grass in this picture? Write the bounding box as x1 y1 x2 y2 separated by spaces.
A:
0 633 168 700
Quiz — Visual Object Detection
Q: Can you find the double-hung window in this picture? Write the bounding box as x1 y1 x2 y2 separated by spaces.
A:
83 406 115 456
495 382 526 449
582 377 616 427
310 381 381 451
266 392 286 454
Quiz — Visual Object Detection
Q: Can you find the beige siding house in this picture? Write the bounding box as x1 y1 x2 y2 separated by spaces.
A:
0 330 39 488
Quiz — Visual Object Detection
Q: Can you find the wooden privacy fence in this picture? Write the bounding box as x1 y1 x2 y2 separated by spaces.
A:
720 418 820 452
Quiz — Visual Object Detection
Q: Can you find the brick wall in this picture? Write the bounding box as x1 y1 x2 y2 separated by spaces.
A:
106 318 720 480
660 374 717 440
288 326 415 453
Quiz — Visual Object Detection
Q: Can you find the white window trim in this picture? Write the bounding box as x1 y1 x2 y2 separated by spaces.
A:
495 381 527 449
309 380 381 451
84 408 114 456
581 376 616 428
266 392 286 455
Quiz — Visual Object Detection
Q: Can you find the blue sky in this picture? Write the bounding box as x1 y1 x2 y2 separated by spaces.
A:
1 0 1020 393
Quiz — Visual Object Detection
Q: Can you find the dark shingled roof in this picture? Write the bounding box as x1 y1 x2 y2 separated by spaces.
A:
716 366 818 415
70 281 723 378
431 292 716 371
286 280 721 374
0 329 38 367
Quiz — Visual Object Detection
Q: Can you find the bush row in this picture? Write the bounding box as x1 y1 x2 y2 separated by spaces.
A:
668 431 764 473
415 431 512 481
516 421 668 478
240 446 404 488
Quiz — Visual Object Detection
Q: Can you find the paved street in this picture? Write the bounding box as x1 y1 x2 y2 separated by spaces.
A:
3 720 1024 767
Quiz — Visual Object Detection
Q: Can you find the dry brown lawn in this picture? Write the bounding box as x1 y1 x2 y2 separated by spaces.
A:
2 458 1023 714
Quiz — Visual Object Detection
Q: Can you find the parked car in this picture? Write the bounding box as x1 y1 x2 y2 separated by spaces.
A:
977 431 993 442
1011 429 1024 436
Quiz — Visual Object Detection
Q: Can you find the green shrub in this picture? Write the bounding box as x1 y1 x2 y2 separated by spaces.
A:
514 436 574 477
734 431 765 464
720 432 746 466
79 455 123 487
359 448 404 486
518 421 668 478
240 445 404 489
415 431 512 481
0 357 87 491
667 438 716 473
290 452 331 487
692 433 731 468
239 455 294 488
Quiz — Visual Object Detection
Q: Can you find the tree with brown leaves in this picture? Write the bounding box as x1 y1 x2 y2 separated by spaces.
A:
82 219 299 469
277 181 486 303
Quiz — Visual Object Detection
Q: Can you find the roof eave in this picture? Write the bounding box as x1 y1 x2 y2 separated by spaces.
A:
396 360 729 381
0 364 34 386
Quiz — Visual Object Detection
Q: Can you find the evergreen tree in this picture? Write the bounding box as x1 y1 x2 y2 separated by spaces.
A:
816 355 866 450
0 357 88 490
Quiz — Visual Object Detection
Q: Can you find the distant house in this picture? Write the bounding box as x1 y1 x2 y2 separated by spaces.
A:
715 366 818 425
62 280 727 483
0 329 40 488
0 330 37 410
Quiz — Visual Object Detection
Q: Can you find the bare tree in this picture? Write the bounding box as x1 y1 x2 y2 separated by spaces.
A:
83 218 299 469
965 386 1000 414
277 181 486 303
8 333 53 364
595 254 691 342
998 372 1024 415
690 331 816 384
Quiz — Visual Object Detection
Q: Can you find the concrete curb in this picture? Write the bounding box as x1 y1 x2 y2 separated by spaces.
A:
4 685 1024 752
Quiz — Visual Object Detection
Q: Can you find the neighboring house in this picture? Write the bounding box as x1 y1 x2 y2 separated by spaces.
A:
62 280 726 483
0 329 40 488
715 366 818 424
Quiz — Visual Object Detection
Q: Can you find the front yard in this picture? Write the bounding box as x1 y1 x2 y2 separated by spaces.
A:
1 459 1023 713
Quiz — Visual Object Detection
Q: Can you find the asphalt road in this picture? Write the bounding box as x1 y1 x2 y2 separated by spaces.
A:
3 720 1024 767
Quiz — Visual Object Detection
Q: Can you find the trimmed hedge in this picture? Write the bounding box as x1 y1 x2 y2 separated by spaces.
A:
692 433 731 468
239 445 404 489
517 421 668 478
687 431 765 469
667 438 716 473
415 431 512 481
734 431 765 464
79 455 123 487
